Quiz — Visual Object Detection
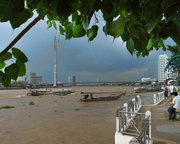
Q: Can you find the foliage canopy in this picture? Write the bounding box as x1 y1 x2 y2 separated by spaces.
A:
0 0 180 86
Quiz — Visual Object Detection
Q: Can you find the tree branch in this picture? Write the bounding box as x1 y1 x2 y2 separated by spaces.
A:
0 10 50 57
0 16 41 57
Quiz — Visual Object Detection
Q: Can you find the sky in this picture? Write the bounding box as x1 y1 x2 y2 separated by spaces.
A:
0 13 173 83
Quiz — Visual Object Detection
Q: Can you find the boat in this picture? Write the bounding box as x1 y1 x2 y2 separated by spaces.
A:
52 89 74 96
134 87 148 93
27 88 51 96
27 88 74 96
80 91 126 102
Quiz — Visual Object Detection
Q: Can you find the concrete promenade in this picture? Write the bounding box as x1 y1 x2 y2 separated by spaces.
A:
140 98 180 144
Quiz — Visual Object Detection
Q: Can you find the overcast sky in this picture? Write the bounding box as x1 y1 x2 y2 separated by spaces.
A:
0 13 173 83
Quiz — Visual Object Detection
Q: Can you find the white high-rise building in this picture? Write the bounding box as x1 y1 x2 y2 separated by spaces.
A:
158 54 168 82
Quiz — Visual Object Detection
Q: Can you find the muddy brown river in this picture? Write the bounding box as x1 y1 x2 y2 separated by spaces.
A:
0 86 136 144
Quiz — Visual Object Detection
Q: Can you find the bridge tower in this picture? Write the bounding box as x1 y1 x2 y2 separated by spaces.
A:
53 35 57 87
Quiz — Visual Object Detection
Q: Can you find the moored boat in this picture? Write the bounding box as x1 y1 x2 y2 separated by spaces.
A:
52 89 75 96
27 88 74 96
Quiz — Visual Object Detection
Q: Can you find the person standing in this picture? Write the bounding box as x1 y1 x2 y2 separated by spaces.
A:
163 85 169 99
169 83 174 96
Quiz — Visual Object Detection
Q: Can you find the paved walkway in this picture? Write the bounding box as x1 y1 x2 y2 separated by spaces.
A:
140 98 180 144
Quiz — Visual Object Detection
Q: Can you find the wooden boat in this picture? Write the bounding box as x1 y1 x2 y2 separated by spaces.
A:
27 88 74 96
134 87 153 93
80 91 126 102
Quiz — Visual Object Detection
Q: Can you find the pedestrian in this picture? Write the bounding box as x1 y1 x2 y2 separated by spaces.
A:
163 85 168 99
169 83 174 96
167 92 180 121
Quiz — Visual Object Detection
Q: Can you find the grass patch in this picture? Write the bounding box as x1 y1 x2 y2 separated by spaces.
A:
29 101 35 105
54 110 57 112
0 105 15 109
28 115 31 117
74 108 80 111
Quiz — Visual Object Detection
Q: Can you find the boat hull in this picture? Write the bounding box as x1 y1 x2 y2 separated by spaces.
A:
80 94 124 102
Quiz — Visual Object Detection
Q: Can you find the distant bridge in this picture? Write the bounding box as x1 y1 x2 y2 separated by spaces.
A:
35 81 151 88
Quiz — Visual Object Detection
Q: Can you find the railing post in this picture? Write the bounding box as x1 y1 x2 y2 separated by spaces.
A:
135 97 138 111
116 107 120 132
123 103 128 129
132 98 136 116
145 111 152 140
137 95 141 109
153 94 156 104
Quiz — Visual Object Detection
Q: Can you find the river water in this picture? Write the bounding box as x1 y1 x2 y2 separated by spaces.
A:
0 86 136 144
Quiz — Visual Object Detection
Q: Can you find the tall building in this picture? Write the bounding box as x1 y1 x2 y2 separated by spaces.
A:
158 54 168 82
30 73 42 84
68 75 76 83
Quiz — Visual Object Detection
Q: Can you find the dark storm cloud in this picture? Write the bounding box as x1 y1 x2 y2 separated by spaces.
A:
0 14 172 83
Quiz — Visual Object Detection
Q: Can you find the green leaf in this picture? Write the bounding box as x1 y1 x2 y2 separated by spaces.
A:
59 26 65 35
5 64 19 81
36 2 46 19
146 37 156 50
26 0 39 10
2 72 11 87
145 5 162 34
10 8 33 29
72 11 78 21
55 0 73 18
121 26 130 41
72 24 86 38
132 36 148 52
0 71 4 82
65 30 72 40
101 0 114 22
16 60 26 76
126 38 134 55
82 15 90 31
0 52 12 63
75 15 82 25
0 0 12 22
47 20 52 29
0 62 5 69
12 48 28 63
52 20 57 30
103 17 127 38
87 25 98 41
134 50 141 58
168 14 180 45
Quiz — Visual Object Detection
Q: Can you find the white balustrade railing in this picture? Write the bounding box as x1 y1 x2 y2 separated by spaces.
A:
153 92 164 105
115 92 163 144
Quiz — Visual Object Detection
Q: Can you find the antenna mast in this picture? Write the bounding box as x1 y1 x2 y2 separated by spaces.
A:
53 35 57 87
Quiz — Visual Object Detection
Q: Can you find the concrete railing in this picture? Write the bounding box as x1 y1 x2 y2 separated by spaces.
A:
153 92 164 105
140 92 164 106
115 92 164 144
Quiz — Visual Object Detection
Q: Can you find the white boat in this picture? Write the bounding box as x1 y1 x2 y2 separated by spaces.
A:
27 88 74 96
